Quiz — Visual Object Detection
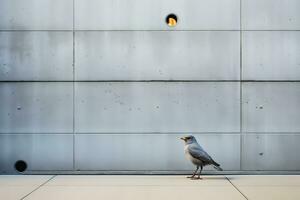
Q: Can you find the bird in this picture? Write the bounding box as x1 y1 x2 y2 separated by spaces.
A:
180 135 223 179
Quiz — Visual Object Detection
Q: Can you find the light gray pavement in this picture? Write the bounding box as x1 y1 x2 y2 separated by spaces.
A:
1 175 300 200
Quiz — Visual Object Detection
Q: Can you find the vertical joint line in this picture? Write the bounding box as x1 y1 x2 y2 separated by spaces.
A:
72 0 75 170
239 0 243 171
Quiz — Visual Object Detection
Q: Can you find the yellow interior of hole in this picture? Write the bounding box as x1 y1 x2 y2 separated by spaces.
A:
167 17 177 27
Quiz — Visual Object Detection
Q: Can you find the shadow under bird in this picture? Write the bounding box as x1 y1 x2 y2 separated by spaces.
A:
180 135 223 180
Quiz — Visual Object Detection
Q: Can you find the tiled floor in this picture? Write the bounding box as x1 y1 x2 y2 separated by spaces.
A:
0 175 300 200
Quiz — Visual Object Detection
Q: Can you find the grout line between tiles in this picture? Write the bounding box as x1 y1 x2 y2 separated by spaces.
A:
19 175 56 200
226 176 248 200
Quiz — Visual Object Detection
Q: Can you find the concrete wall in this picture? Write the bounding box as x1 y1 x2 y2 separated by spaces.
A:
0 0 300 174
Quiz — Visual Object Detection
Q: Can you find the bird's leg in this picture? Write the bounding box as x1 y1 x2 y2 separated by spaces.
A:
187 166 199 179
196 165 203 179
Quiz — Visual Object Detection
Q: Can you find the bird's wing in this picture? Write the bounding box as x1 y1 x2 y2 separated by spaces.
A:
188 145 212 163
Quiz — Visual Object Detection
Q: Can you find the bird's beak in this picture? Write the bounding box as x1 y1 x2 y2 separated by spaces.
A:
180 137 185 141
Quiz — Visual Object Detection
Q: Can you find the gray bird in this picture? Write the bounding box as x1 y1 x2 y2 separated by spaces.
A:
180 135 223 179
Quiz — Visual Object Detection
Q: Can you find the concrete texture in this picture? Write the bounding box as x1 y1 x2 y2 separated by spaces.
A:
75 82 240 133
75 31 240 80
242 134 300 170
0 83 73 133
242 0 300 30
75 0 240 30
75 134 240 171
1 175 300 200
0 134 73 172
0 0 72 30
0 31 73 81
242 83 300 132
242 31 300 80
1 0 300 174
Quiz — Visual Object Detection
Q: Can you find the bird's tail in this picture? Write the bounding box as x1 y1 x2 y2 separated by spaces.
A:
212 160 223 171
213 165 223 171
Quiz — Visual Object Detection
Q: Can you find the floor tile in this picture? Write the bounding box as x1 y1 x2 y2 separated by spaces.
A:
0 175 52 200
24 185 245 200
47 175 231 186
0 175 52 186
0 186 38 200
227 175 300 200
227 175 300 186
237 186 300 200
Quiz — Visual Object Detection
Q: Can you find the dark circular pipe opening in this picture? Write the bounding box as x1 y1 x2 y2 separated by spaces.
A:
14 160 27 173
166 14 178 27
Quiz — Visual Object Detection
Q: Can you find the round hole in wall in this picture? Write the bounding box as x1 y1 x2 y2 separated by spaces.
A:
166 14 178 27
14 160 27 173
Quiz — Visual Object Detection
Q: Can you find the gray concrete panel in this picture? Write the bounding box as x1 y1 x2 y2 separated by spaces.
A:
0 32 73 81
75 82 240 133
75 134 240 171
75 31 240 80
242 134 300 170
0 83 73 133
242 0 300 30
242 31 300 80
0 0 73 30
0 134 73 172
75 0 240 30
242 83 300 132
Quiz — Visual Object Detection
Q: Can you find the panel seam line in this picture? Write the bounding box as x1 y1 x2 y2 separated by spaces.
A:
239 0 243 171
72 0 76 170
